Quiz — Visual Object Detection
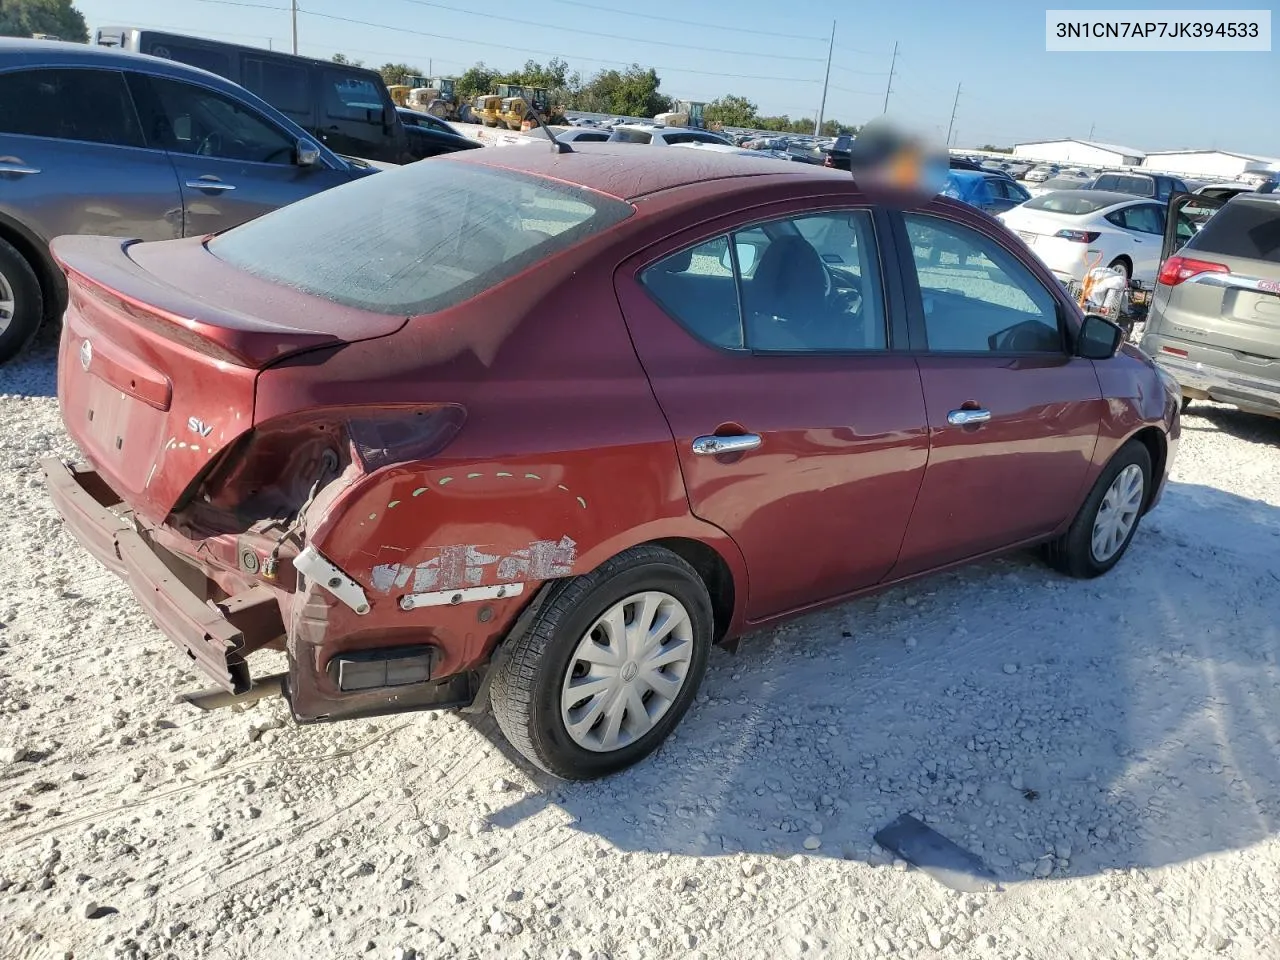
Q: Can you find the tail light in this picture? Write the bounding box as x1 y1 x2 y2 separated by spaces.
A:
1157 255 1229 287
823 155 833 168
1054 230 1101 243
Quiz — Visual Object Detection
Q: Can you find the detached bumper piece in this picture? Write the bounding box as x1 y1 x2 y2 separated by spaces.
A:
1153 351 1280 415
41 459 285 695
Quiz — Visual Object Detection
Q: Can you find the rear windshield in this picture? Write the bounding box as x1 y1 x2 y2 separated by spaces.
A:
1186 201 1280 264
609 128 653 144
209 162 632 315
1022 193 1118 215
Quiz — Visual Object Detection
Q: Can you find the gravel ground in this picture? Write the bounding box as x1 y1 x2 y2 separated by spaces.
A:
2 332 1279 960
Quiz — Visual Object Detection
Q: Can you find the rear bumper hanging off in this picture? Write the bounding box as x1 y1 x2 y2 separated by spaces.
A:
41 458 285 694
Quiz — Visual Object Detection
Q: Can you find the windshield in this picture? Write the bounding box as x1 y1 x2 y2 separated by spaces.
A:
210 162 632 315
1022 193 1119 215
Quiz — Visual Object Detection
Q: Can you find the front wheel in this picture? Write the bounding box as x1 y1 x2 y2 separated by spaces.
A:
1044 441 1152 578
489 546 713 779
0 237 44 364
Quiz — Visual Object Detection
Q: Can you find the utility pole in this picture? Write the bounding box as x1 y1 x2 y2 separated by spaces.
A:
290 0 298 55
814 20 835 136
1088 122 1095 139
945 82 961 146
882 41 898 114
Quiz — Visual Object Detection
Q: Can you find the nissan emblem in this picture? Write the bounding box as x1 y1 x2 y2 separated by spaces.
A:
79 338 92 371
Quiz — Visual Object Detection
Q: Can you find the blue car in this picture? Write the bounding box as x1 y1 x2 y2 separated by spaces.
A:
942 169 1030 215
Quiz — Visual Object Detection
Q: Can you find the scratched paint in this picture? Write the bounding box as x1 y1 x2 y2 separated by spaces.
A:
413 487 428 496
388 500 400 509
371 536 578 595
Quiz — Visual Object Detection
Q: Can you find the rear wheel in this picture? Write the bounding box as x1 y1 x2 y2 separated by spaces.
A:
0 237 43 364
489 546 713 779
1107 257 1132 279
1044 441 1151 578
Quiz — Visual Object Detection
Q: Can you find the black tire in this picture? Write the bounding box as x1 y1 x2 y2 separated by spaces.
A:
1044 441 1152 578
1107 257 1132 279
0 237 44 365
1180 396 1192 414
489 545 713 780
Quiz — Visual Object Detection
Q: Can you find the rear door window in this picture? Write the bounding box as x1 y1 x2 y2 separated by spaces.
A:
1093 174 1120 191
242 57 310 118
324 71 386 122
1185 201 1280 264
0 68 143 148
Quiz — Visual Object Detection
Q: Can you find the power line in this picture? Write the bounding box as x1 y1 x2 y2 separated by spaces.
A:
189 0 289 9
301 9 826 82
392 0 825 62
542 0 828 42
834 42 882 56
828 83 881 97
831 63 889 76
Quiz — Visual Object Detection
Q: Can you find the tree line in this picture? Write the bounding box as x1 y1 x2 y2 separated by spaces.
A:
344 54 859 135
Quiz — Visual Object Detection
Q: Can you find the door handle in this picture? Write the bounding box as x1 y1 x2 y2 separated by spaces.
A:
0 162 40 175
692 434 762 456
184 177 235 192
947 408 991 426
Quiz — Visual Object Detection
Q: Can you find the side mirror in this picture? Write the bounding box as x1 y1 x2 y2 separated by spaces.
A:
720 242 758 274
296 139 320 167
1077 313 1125 360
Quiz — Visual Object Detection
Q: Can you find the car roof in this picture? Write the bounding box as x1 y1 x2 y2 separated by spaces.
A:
1049 189 1148 206
457 141 840 200
0 37 224 81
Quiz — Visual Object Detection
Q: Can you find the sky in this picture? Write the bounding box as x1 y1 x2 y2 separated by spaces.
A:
74 0 1279 156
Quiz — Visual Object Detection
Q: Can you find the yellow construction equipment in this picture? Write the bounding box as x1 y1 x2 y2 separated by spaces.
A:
473 94 503 128
499 96 531 131
386 85 411 107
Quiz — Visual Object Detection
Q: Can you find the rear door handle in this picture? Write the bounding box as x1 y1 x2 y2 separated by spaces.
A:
184 177 235 192
692 434 762 456
947 408 991 426
0 162 40 175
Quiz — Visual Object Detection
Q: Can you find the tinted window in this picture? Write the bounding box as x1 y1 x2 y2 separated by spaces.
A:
641 236 743 349
144 40 232 78
1093 174 1120 191
210 163 632 314
243 57 310 116
904 214 1061 353
1122 204 1163 235
324 71 385 122
146 77 295 164
609 128 653 144
573 132 609 142
1186 201 1280 264
0 68 142 147
1122 176 1154 197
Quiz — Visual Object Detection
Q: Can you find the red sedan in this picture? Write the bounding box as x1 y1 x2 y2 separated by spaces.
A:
43 145 1180 779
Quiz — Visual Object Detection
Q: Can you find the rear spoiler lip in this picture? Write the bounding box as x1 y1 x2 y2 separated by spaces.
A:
51 235 345 369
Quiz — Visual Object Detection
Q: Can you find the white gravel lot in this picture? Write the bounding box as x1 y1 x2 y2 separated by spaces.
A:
1 330 1279 960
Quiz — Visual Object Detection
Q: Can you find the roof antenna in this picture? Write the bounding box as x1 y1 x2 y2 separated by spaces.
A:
524 103 573 154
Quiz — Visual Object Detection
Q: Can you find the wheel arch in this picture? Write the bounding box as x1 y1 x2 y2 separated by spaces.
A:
0 211 64 323
643 536 737 645
1127 425 1167 512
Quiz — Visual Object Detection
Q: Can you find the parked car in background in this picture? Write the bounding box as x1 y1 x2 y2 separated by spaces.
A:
44 146 1178 780
393 108 483 156
823 134 854 170
1142 193 1280 420
608 124 731 146
1085 171 1190 202
543 127 615 144
96 27 423 164
1025 165 1060 183
0 39 372 363
942 170 1031 214
670 141 790 162
998 190 1183 284
1191 181 1260 202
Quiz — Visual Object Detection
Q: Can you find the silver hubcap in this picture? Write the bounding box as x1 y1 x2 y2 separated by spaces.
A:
1091 463 1144 562
0 268 14 335
560 591 695 753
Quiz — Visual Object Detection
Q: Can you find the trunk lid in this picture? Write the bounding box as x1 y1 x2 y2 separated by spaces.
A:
52 235 406 525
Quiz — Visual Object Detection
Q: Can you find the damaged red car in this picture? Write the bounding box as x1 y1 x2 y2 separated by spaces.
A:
44 145 1180 779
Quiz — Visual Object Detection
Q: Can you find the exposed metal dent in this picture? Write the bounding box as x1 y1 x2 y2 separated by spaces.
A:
398 581 526 610
295 545 371 615
370 536 577 595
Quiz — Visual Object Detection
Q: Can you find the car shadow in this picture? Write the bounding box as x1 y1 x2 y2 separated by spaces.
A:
1184 402 1280 446
0 326 59 399
475 480 1280 885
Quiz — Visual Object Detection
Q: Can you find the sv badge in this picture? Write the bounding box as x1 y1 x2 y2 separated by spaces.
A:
187 416 214 438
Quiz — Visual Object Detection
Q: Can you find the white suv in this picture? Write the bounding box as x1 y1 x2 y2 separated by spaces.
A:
607 124 731 147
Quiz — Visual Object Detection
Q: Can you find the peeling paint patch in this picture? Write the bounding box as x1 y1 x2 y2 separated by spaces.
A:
370 536 578 594
577 496 587 510
368 513 377 521
388 500 400 509
413 487 429 496
557 484 569 491
525 473 541 480
496 471 512 478
467 472 482 479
